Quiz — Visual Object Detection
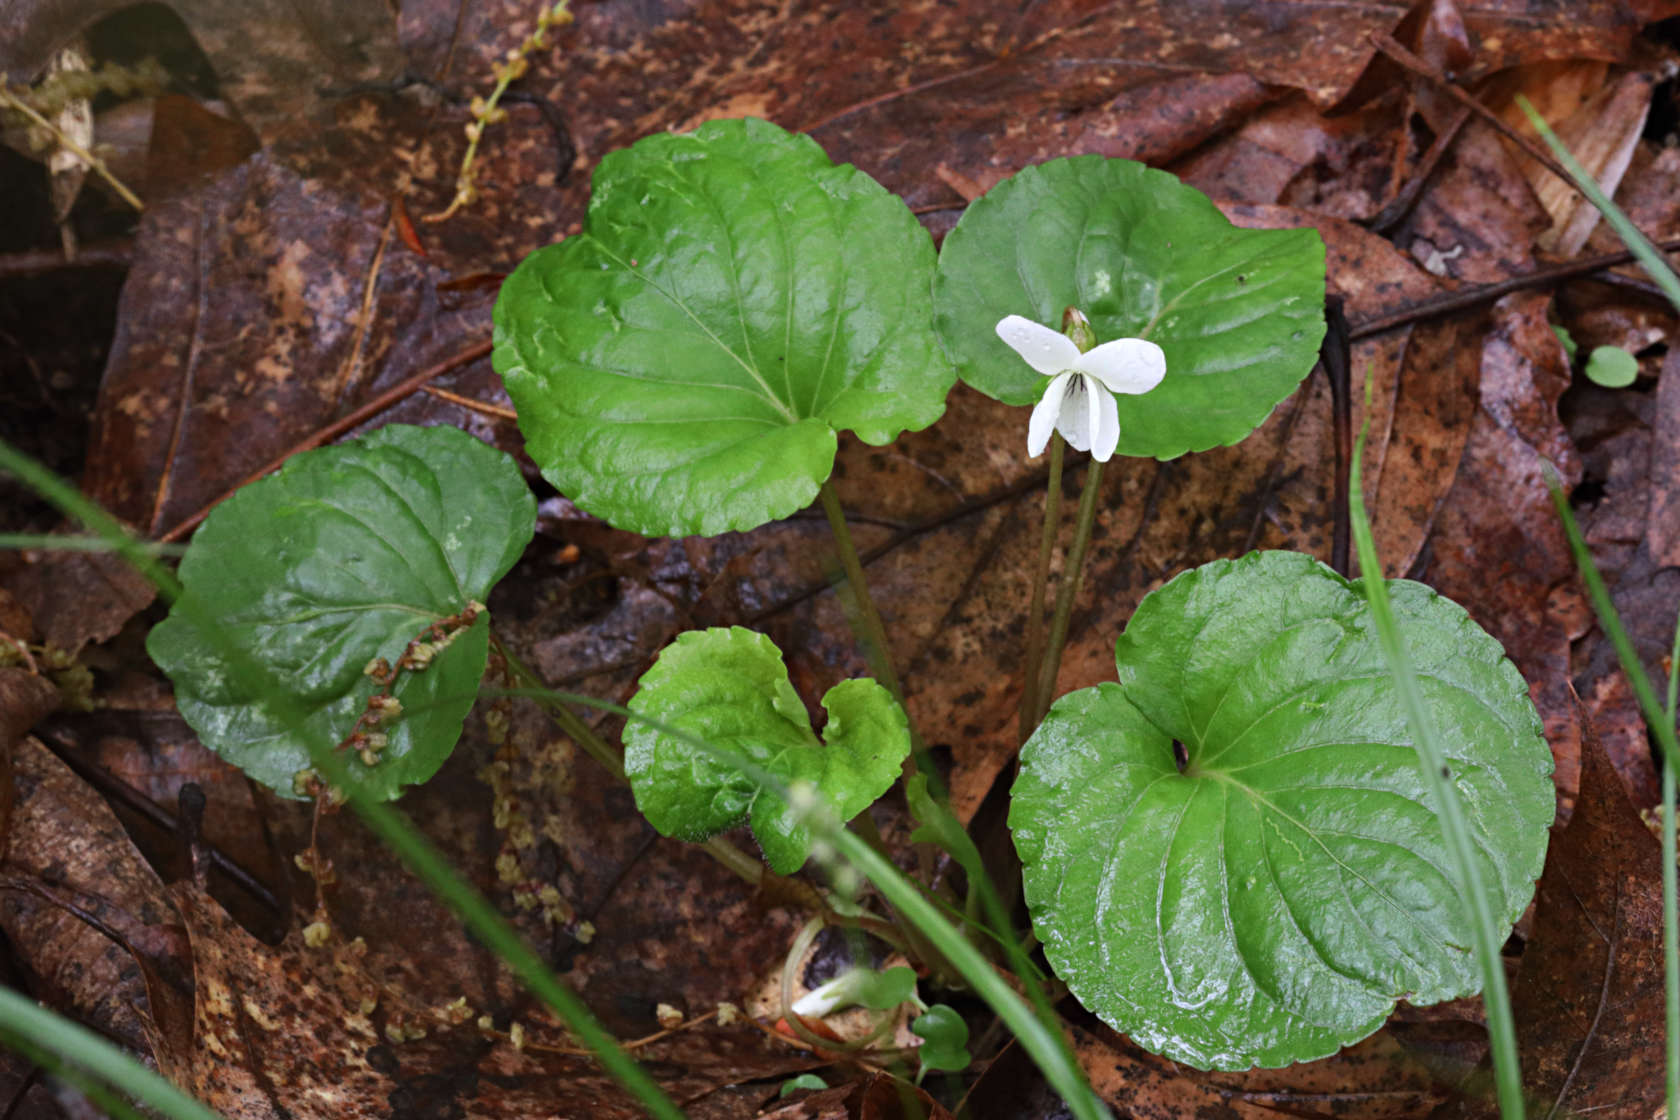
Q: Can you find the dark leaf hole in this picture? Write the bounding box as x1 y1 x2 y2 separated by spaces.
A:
1172 740 1189 773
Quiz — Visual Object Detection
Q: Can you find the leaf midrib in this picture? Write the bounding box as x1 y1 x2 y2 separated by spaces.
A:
1202 768 1469 970
587 237 798 424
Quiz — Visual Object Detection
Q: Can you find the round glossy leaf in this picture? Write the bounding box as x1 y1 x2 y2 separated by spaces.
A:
624 626 909 874
933 157 1326 459
146 425 536 801
1010 551 1553 1070
1585 345 1638 388
493 117 954 537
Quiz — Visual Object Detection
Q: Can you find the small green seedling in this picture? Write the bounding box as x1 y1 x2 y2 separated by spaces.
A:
1585 344 1639 388
148 425 535 800
910 1004 971 1081
624 626 909 874
492 116 955 538
791 965 918 1018
778 1074 829 1098
1009 550 1554 1069
1553 324 1578 360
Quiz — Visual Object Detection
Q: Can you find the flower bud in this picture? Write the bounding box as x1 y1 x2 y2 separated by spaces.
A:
1061 306 1096 354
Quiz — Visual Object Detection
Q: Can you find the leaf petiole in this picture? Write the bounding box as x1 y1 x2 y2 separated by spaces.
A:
491 634 626 780
817 481 914 748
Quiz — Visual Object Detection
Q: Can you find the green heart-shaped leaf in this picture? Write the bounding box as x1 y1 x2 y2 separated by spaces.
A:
911 1005 971 1077
493 117 954 537
624 626 909 873
933 157 1326 459
1010 551 1553 1070
147 425 535 801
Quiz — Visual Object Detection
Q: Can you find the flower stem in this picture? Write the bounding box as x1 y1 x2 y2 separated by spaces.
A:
1033 458 1105 728
818 480 924 770
1018 435 1065 745
701 836 766 883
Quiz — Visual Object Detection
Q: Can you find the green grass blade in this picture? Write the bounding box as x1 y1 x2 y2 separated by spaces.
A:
1544 464 1680 1120
829 828 1107 1119
0 533 187 556
0 1025 156 1119
1349 409 1524 1120
0 988 223 1119
0 439 686 1120
1667 611 1679 1118
1516 94 1680 312
1515 95 1680 1120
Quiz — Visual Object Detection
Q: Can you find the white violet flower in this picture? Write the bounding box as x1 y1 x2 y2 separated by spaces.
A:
996 313 1166 463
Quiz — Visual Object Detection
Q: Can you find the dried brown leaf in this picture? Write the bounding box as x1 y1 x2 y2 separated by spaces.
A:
1650 346 1680 566
170 879 809 1119
3 543 154 652
962 1017 1444 1119
0 0 402 141
1423 291 1586 811
0 733 190 1061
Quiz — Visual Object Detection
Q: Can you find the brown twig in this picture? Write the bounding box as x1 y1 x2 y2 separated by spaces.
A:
157 338 494 543
342 604 482 765
1364 104 1472 235
1370 33 1576 187
1347 237 1680 339
331 210 397 411
0 632 37 675
299 787 334 934
0 239 133 278
514 1007 722 1057
1320 296 1353 578
420 384 519 421
34 722 284 920
0 86 143 211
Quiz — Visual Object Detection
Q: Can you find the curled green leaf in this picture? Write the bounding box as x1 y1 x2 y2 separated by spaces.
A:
793 965 917 1017
625 626 909 873
911 1005 971 1077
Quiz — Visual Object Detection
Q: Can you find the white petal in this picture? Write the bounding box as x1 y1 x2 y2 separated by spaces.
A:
1089 380 1120 462
1056 375 1092 452
996 315 1081 377
1077 337 1166 395
1027 372 1076 457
